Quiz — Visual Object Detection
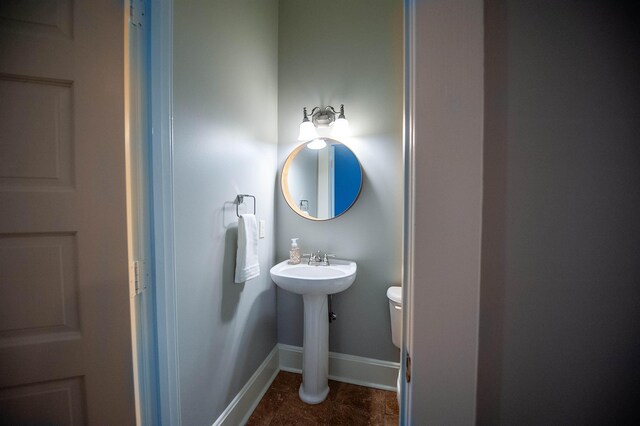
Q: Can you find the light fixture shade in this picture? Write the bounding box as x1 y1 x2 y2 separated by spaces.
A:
306 138 327 150
331 117 350 139
298 121 319 141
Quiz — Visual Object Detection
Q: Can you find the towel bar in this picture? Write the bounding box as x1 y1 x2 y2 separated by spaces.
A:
236 194 256 217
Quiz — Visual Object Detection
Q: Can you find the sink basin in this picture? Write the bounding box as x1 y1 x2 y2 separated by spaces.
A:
269 259 357 295
270 258 357 404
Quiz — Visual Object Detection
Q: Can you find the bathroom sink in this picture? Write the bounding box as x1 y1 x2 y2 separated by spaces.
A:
269 258 357 404
270 259 357 295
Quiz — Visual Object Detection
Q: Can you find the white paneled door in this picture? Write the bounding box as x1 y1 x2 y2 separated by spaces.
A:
0 1 135 424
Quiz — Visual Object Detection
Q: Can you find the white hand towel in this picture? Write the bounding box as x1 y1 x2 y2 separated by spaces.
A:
235 214 260 283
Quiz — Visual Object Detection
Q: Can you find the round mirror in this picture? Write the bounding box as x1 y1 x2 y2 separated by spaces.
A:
281 139 363 221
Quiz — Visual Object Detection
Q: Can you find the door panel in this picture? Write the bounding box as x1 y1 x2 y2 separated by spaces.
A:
0 75 73 189
0 377 85 426
0 1 135 424
0 233 79 341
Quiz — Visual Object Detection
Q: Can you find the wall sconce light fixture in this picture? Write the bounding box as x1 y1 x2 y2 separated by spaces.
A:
297 104 350 149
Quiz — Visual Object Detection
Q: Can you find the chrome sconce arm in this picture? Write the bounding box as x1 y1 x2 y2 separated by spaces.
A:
303 104 345 127
298 104 350 142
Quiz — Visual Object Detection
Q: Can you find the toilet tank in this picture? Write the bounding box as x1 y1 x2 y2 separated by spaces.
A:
387 286 402 349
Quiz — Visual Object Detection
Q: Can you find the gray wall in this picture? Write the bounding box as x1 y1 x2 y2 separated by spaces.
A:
478 1 640 424
276 0 404 361
172 1 278 424
407 0 484 423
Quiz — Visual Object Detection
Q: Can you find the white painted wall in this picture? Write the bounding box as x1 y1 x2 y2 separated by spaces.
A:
172 1 278 424
407 0 484 424
276 0 404 362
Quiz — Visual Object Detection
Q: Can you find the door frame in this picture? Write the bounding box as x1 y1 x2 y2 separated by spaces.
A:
127 0 160 424
149 0 182 425
401 0 415 423
401 1 484 424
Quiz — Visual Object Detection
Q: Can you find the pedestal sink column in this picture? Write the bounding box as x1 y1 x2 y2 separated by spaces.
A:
299 293 329 404
270 259 356 404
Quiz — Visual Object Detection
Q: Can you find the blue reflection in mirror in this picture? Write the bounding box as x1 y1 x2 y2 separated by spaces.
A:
333 144 362 216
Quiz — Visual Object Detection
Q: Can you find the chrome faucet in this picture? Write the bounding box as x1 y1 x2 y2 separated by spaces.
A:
304 250 336 266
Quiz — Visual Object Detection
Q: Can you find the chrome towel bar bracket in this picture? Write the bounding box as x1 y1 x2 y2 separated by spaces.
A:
235 194 256 217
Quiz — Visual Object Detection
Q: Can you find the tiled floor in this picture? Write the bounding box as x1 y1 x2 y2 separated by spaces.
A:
246 371 399 426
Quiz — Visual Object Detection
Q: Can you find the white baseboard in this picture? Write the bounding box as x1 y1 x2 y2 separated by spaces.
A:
212 345 279 426
213 343 401 426
278 344 400 391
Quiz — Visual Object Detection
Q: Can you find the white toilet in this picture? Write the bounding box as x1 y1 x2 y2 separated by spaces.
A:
387 286 402 402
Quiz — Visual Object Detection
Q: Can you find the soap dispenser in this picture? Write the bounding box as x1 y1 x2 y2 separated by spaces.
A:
289 238 301 264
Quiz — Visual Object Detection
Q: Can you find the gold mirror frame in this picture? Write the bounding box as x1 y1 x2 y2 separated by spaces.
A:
281 140 363 221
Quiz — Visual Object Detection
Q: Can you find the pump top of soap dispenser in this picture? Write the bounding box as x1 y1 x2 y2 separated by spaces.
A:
289 238 301 265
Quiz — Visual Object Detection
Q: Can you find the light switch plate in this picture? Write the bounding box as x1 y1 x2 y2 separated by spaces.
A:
259 220 266 239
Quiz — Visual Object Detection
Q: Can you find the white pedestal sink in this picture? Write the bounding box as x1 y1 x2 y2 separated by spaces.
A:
270 259 357 404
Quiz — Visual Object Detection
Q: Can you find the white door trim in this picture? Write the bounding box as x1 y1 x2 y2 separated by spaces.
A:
402 0 415 423
404 1 484 423
150 0 181 425
126 1 159 423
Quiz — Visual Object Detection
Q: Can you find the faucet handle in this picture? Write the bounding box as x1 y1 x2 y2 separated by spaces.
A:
322 253 336 264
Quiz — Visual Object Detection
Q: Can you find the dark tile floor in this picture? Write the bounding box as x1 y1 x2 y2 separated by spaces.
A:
246 371 399 426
